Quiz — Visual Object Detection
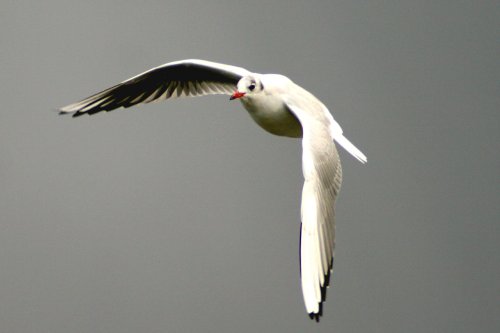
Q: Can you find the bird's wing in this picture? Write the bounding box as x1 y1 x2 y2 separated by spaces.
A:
59 59 251 117
285 93 342 321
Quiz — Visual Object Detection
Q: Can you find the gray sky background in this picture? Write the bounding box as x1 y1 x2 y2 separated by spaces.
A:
1 1 498 332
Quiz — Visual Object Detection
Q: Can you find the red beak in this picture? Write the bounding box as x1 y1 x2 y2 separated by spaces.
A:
230 91 246 100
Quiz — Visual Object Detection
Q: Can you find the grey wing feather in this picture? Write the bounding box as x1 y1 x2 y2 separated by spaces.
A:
60 59 250 117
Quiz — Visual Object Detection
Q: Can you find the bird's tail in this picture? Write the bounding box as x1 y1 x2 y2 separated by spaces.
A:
334 134 367 163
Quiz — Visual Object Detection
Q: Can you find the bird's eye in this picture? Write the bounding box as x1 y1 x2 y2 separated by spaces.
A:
248 83 256 91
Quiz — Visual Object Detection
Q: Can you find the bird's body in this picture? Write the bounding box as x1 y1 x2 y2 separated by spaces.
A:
60 59 366 321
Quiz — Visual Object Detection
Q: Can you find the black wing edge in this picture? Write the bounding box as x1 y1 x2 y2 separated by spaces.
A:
300 222 334 322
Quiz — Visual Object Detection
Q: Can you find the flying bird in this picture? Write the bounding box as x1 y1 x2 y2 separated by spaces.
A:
60 59 367 321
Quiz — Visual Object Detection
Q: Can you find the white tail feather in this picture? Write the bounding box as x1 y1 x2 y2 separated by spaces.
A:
334 135 367 163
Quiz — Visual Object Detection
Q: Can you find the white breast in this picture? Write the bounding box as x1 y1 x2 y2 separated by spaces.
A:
240 77 303 138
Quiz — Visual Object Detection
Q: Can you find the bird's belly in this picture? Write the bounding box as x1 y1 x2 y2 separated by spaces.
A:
241 98 302 138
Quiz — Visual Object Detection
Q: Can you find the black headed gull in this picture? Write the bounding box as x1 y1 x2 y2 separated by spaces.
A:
60 59 367 321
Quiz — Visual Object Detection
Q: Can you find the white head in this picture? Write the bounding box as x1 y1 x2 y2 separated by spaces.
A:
229 75 265 101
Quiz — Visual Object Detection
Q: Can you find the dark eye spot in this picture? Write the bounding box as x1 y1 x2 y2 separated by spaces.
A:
248 83 256 91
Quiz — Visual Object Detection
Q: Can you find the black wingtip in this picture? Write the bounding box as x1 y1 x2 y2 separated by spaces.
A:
56 108 89 117
72 111 86 118
308 311 321 322
58 111 83 117
300 222 334 322
309 301 324 322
